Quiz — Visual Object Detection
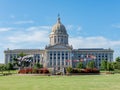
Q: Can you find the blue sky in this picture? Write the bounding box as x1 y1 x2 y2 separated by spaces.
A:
0 0 120 63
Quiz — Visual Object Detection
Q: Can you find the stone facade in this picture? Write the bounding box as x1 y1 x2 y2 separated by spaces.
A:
4 16 114 70
4 49 44 66
72 48 113 68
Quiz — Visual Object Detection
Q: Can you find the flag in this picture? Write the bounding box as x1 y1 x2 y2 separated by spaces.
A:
86 54 89 58
66 60 70 62
84 58 87 61
80 59 84 62
87 55 96 60
89 55 96 59
73 60 79 62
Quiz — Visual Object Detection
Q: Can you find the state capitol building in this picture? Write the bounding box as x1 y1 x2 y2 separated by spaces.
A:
4 16 114 70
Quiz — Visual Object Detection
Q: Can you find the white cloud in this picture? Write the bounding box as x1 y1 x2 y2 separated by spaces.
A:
3 43 21 49
0 28 14 32
27 26 51 31
69 36 120 49
66 25 74 30
69 36 120 60
66 25 82 36
66 25 82 31
77 25 82 31
7 26 50 44
8 30 49 43
0 20 34 25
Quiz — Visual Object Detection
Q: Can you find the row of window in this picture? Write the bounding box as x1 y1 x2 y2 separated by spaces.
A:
74 53 112 56
50 59 65 62
77 55 108 58
54 36 67 43
50 56 68 60
7 54 41 59
49 51 69 54
50 53 68 56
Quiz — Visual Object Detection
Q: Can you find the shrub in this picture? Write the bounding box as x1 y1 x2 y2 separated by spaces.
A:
40 68 49 74
18 68 33 74
36 68 49 74
66 67 73 73
80 68 100 73
56 72 62 75
18 69 26 74
92 68 100 73
71 68 80 73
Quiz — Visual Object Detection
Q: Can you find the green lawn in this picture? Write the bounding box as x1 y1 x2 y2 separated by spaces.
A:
0 74 120 90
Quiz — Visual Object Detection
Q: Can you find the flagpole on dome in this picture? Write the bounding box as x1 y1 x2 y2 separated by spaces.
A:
57 13 61 23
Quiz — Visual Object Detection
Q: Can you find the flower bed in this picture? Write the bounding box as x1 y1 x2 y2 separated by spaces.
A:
70 68 100 74
18 68 49 74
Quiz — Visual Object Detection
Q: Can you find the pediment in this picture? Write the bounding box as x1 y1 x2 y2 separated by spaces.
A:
52 45 67 49
45 44 72 50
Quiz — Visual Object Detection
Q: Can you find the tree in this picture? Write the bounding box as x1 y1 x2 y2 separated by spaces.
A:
66 67 72 73
76 62 84 69
6 63 14 73
34 63 43 69
113 57 120 70
19 52 26 57
116 57 120 62
100 60 107 71
107 62 114 71
0 64 6 74
13 58 19 67
86 60 95 69
114 62 120 70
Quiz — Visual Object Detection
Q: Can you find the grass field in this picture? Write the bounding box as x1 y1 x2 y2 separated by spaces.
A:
0 74 120 90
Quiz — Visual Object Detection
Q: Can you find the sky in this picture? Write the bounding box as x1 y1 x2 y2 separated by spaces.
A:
0 0 120 63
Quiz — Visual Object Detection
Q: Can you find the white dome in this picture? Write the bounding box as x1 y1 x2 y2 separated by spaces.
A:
51 17 67 35
49 16 69 46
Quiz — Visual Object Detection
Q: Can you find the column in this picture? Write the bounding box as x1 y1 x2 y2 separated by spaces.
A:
68 52 70 66
35 54 37 64
56 36 58 44
52 51 54 67
70 52 72 67
6 54 10 64
55 51 57 67
56 51 58 69
64 52 66 67
108 53 111 62
60 51 62 68
46 51 50 67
